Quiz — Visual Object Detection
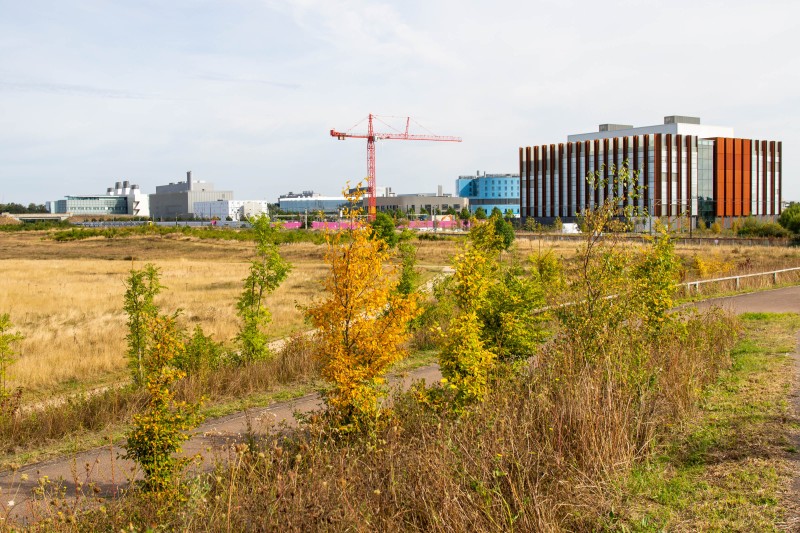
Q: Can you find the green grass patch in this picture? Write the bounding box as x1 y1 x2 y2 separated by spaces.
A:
605 312 800 531
48 224 329 245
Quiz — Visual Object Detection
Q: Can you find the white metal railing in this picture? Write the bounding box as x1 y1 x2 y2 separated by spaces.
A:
681 267 800 294
531 267 800 315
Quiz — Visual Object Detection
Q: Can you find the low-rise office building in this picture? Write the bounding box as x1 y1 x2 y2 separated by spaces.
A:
51 180 150 216
519 116 782 227
372 185 468 215
278 191 347 215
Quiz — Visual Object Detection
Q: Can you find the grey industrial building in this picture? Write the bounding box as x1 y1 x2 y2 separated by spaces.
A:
149 172 233 220
373 186 468 215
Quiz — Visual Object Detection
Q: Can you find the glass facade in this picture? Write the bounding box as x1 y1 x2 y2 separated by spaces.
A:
54 196 128 215
696 140 715 225
455 174 520 216
520 132 781 226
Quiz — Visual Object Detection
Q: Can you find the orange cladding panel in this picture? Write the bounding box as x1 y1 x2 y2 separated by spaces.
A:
733 138 742 216
742 140 751 216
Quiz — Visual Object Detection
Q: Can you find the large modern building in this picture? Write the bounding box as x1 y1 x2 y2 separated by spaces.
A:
149 172 233 220
456 172 520 216
519 116 782 227
51 180 150 217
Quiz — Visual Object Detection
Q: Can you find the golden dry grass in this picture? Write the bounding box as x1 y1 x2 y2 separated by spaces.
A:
1 230 796 397
0 234 335 396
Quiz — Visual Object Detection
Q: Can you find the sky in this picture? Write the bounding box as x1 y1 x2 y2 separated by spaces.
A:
1 0 798 205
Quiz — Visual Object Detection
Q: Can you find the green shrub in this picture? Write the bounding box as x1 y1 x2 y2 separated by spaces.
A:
778 203 800 234
736 216 790 238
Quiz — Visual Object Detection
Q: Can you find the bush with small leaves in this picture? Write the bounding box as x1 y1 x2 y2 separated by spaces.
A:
124 314 203 493
235 214 291 363
123 264 163 385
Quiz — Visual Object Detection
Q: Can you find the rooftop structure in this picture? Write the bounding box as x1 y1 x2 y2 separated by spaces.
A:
568 115 734 143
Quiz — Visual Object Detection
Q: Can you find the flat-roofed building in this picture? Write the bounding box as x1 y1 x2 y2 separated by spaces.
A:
519 116 782 227
456 172 520 216
149 171 233 219
194 199 270 220
278 191 347 215
371 185 468 215
51 180 150 217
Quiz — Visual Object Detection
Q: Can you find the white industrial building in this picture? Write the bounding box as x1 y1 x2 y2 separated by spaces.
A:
193 200 270 220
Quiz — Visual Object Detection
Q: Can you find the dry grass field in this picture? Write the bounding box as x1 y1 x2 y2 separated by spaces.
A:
1 230 797 399
0 234 332 396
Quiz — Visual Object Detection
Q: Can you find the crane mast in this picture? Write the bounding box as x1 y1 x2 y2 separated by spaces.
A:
330 114 462 220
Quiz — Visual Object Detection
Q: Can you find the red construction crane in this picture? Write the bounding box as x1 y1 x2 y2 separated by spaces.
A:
330 114 462 220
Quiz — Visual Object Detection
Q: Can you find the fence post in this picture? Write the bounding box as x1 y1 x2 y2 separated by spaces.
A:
735 277 740 290
773 272 778 285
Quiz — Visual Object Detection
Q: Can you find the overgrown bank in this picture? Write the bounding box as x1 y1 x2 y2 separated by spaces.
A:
45 308 738 531
25 167 751 531
605 312 800 531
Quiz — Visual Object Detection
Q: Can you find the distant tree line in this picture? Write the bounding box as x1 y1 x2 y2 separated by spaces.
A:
0 202 48 214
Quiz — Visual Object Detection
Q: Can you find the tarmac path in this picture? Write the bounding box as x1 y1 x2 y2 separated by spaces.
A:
0 364 442 525
1 285 799 525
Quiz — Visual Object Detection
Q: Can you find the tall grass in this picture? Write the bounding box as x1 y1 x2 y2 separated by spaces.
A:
60 308 738 531
0 259 326 394
0 334 319 459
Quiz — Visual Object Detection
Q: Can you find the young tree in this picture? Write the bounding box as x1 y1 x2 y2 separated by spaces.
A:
396 241 420 296
438 226 497 404
305 186 420 427
124 314 202 492
474 207 487 220
631 223 681 330
779 202 800 234
235 214 291 363
123 264 163 385
438 219 544 404
554 160 683 362
490 212 515 251
369 211 399 248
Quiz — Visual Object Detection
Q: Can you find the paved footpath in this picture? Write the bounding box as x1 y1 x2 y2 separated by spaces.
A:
690 285 800 314
2 286 799 525
0 364 442 524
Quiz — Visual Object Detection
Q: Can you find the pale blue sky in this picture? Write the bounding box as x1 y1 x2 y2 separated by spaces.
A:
1 0 798 205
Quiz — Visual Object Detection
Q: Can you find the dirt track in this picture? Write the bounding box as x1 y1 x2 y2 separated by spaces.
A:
0 364 442 524
2 286 799 525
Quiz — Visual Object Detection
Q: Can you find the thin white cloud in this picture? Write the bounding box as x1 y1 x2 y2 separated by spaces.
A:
0 80 155 99
0 0 798 203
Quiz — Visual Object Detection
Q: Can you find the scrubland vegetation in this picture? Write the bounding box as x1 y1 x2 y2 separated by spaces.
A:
1 174 799 530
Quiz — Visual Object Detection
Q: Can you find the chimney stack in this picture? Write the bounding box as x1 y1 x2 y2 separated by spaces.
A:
187 171 192 191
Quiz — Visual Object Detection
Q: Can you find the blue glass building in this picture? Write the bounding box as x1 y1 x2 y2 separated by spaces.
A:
455 172 520 216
